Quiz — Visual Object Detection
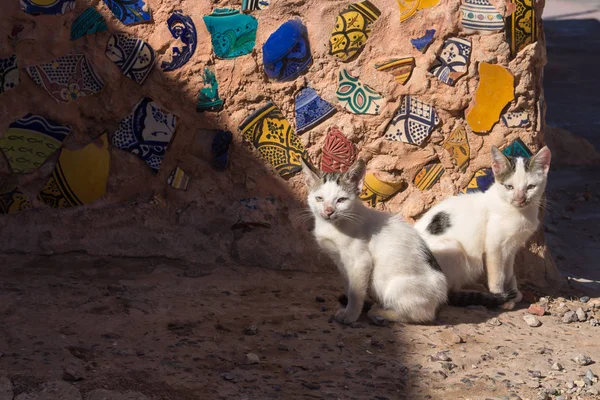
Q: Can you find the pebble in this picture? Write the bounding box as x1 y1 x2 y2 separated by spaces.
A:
573 354 593 366
438 330 464 344
527 305 546 317
488 317 502 326
430 352 452 362
221 372 235 381
551 362 563 371
588 388 599 395
245 353 260 365
527 379 541 389
523 314 542 327
562 311 578 323
566 381 575 389
580 296 590 303
243 325 258 336
576 308 587 322
440 362 457 371
529 370 542 378
315 296 325 303
336 341 344 348
574 379 586 388
590 319 600 326
585 369 597 382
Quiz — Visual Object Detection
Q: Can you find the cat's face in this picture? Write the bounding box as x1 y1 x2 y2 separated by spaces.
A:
491 146 551 208
301 160 366 222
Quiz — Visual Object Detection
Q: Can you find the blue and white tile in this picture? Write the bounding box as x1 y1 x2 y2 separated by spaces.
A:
384 96 440 146
161 10 197 72
106 33 155 85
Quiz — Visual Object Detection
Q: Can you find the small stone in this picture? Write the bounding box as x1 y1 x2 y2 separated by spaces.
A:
523 314 542 327
574 379 586 388
555 396 565 400
460 377 473 386
245 353 260 364
243 325 258 335
588 388 599 395
527 304 546 316
430 352 452 362
301 382 320 390
529 370 542 378
580 296 590 303
526 379 541 389
584 377 593 386
576 308 587 322
488 317 502 326
590 319 600 326
221 372 235 381
585 369 597 382
315 296 325 303
573 354 593 366
562 311 578 323
566 381 575 389
336 341 344 348
62 368 84 382
440 362 457 371
438 330 464 344
551 362 563 371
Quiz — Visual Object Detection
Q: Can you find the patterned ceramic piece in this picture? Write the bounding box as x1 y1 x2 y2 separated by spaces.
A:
462 168 494 193
501 111 530 128
466 63 514 133
161 10 197 72
414 163 444 191
411 29 435 53
321 126 357 173
506 0 537 57
242 0 270 11
0 55 20 95
0 114 70 174
360 173 407 207
106 33 156 85
102 0 151 25
203 9 258 60
396 0 419 22
0 180 32 214
429 38 471 86
442 125 470 171
239 102 305 177
211 130 233 171
329 1 381 62
461 0 503 32
336 69 383 115
374 57 414 85
295 87 336 134
38 134 110 208
71 7 107 40
20 0 75 15
197 67 223 112
27 54 105 103
167 167 190 190
502 138 533 158
112 98 176 174
263 19 312 82
384 96 440 146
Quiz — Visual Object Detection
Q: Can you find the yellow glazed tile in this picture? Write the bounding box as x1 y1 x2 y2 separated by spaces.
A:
418 0 441 10
329 1 381 62
465 63 514 133
374 57 414 85
0 179 32 214
397 0 420 22
442 125 470 171
360 173 407 207
414 163 444 191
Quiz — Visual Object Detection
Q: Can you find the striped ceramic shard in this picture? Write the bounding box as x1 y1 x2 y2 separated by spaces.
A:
295 87 336 134
102 0 151 25
20 0 75 15
196 67 223 112
167 167 190 190
429 38 471 86
71 7 107 40
242 0 269 11
411 29 435 53
502 138 533 158
0 179 32 214
501 111 530 128
320 126 357 173
106 33 156 85
461 0 503 32
0 55 20 95
462 168 494 193
506 0 537 57
442 125 470 171
374 57 414 85
360 173 407 207
336 69 383 115
384 96 440 146
329 1 381 62
414 162 444 190
161 10 197 72
27 54 104 103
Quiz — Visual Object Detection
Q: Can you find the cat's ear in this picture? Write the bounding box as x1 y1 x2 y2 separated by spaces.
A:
490 146 511 176
528 146 551 175
344 159 366 193
301 159 320 189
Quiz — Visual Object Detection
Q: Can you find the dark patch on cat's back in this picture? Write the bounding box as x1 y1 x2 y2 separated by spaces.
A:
420 241 442 272
427 211 451 235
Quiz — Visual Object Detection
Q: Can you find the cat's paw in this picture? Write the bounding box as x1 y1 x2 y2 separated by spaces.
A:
514 290 523 303
500 300 517 310
334 308 359 325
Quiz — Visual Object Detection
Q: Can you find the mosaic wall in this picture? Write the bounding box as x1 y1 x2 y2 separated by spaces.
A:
0 0 557 283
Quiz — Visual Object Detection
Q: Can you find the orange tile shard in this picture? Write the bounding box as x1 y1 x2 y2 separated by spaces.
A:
465 63 514 133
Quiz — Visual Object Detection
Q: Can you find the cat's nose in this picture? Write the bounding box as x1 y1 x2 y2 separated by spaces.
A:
324 206 335 216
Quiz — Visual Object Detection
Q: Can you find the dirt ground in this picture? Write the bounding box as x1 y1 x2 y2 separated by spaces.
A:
1 254 599 400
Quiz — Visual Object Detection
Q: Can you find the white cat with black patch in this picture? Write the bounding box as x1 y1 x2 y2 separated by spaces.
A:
415 145 552 310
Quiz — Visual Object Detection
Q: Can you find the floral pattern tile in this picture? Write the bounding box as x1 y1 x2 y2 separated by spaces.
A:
506 0 537 57
197 67 223 112
502 138 533 158
0 55 20 95
502 111 530 127
263 18 312 82
336 69 383 115
295 87 336 134
102 0 151 25
384 96 440 146
203 9 258 60
414 162 444 191
429 37 471 86
27 54 104 103
360 173 407 207
167 167 190 190
329 1 381 62
443 125 470 171
0 179 32 214
20 0 75 15
161 10 197 72
411 29 435 53
321 126 357 173
374 57 414 85
462 168 494 193
71 7 107 41
112 98 176 174
106 33 156 85
461 0 503 32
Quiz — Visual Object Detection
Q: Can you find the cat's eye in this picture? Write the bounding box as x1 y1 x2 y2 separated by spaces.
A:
504 184 514 190
315 196 324 202
336 197 348 203
527 184 536 190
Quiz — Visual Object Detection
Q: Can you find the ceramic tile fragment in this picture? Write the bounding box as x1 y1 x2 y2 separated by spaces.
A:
167 167 190 190
461 0 503 32
502 111 530 128
0 114 70 174
239 102 305 177
242 0 270 11
465 63 514 133
102 0 151 25
411 29 435 53
502 138 533 158
112 98 176 174
397 0 441 22
106 33 155 85
384 96 440 145
336 70 383 115
443 125 470 171
0 55 20 95
211 130 233 171
196 67 223 112
506 0 537 57
27 54 104 103
374 57 414 85
429 38 471 86
462 168 494 193
329 1 381 62
263 18 312 82
414 163 444 191
321 126 357 173
71 7 107 40
38 134 110 208
360 173 407 207
20 0 75 15
0 180 32 214
295 87 336 134
161 10 197 72
203 9 258 60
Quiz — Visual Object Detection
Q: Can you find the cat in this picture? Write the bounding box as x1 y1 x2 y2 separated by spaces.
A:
414 145 552 310
301 159 448 324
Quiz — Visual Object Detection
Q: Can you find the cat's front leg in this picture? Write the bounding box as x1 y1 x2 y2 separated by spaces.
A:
486 251 520 310
335 256 372 324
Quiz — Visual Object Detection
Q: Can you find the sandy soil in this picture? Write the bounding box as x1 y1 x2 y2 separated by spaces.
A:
1 254 599 400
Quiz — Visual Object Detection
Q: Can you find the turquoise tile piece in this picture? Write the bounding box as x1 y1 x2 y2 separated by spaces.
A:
502 138 533 158
71 7 108 41
197 67 223 112
203 8 258 59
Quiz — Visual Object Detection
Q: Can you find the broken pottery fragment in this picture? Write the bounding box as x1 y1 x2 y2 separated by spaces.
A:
20 0 75 15
360 173 407 207
196 67 223 112
0 178 32 214
0 114 70 174
161 10 197 72
102 0 151 25
429 38 471 86
106 33 156 85
442 125 470 171
239 102 305 177
242 0 269 11
0 55 20 95
414 163 444 191
502 138 533 158
203 9 258 60
295 87 336 134
411 29 435 53
460 0 503 32
336 69 383 115
462 168 494 193
397 0 441 22
38 134 110 208
167 167 190 190
502 111 530 128
263 18 312 82
384 96 440 146
27 54 104 103
71 7 107 41
211 130 233 171
374 57 414 85
320 126 357 173
329 1 381 62
465 63 514 133
506 0 537 57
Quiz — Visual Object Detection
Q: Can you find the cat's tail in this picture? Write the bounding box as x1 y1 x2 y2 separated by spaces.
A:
447 289 518 308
